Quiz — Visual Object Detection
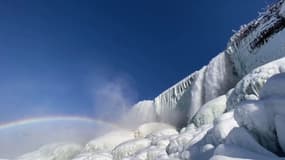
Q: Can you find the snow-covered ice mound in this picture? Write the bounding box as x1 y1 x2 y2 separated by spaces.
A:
16 143 82 160
84 130 135 153
72 152 113 160
164 73 285 160
134 122 175 138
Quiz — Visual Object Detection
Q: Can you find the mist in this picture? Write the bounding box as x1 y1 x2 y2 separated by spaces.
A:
90 72 139 123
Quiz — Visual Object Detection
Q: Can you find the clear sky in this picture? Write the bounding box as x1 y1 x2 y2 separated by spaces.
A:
0 0 277 122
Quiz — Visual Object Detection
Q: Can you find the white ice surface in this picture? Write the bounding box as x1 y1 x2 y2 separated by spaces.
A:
211 144 280 160
135 122 175 138
72 152 112 160
193 95 227 127
260 72 285 98
84 130 134 153
112 138 151 160
16 143 82 160
227 57 285 110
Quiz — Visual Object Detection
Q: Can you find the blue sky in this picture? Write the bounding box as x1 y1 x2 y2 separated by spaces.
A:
0 0 277 122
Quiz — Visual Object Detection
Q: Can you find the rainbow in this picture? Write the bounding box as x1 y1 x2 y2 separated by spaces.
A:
0 115 123 130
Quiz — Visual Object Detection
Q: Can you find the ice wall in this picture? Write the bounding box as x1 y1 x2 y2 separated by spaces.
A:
153 52 238 126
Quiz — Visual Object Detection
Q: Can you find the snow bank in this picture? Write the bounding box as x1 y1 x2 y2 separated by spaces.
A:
84 130 134 153
72 152 112 160
112 138 151 160
211 144 279 160
16 143 82 160
227 57 285 110
134 122 175 138
260 72 285 98
192 95 227 127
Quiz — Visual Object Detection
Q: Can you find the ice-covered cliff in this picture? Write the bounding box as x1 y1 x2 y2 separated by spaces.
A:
127 0 285 128
153 52 238 127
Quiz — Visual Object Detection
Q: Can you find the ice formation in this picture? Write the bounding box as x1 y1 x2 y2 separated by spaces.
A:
4 0 285 159
16 143 82 160
83 130 135 153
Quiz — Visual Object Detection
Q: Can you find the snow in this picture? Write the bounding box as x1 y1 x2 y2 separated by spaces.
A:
72 152 113 160
234 100 278 152
226 57 285 110
260 72 285 98
163 72 285 160
135 122 176 138
84 130 134 153
206 112 239 146
211 144 280 160
16 143 82 160
192 95 227 127
112 138 151 160
146 128 178 141
132 146 169 160
231 73 285 155
224 127 276 157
